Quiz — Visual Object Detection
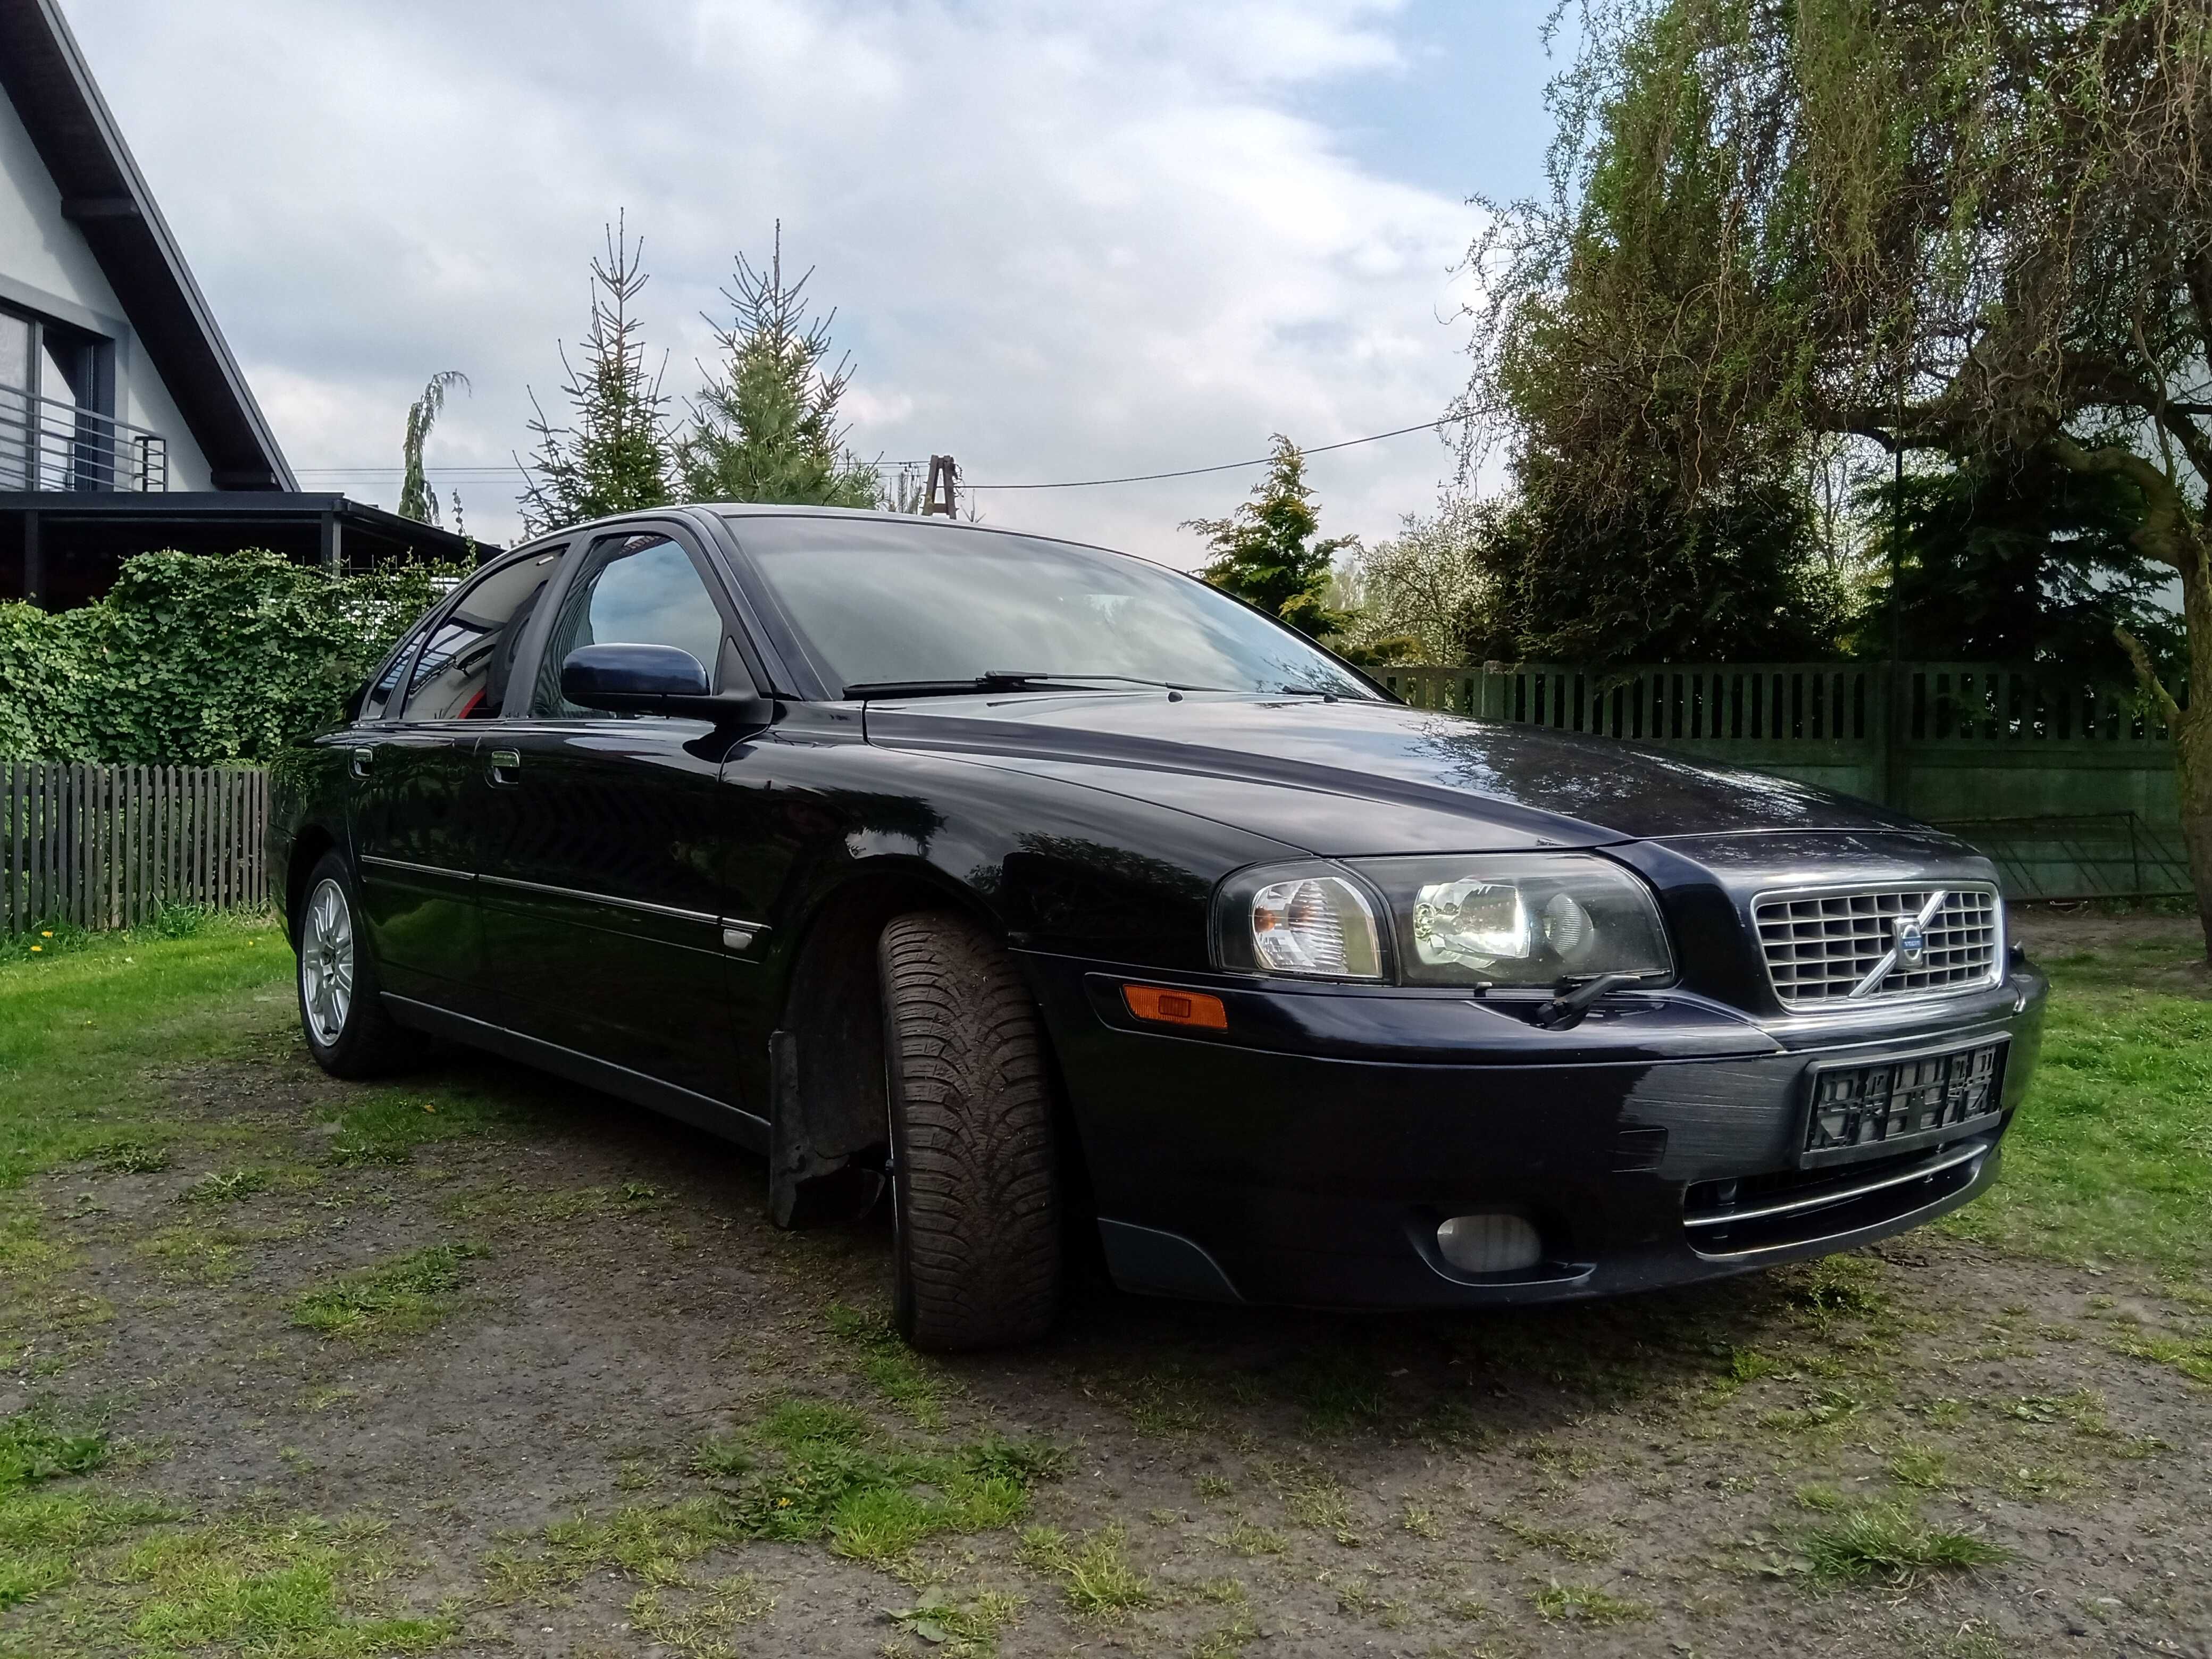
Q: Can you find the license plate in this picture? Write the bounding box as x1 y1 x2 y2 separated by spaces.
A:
1800 1040 2007 1167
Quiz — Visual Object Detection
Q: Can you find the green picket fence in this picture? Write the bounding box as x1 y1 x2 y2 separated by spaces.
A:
1378 662 2189 902
2 760 270 935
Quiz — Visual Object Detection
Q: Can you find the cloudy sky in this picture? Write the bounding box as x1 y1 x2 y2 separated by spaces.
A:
66 0 1561 563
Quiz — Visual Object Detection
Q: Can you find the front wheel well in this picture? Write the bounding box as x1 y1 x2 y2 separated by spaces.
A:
771 873 991 1187
767 869 1090 1231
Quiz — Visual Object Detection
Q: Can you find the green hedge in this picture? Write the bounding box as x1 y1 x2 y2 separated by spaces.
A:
0 549 461 765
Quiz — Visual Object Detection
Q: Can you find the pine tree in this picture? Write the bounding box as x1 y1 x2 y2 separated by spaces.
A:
677 224 879 508
397 370 468 526
516 216 674 537
1183 436 1356 638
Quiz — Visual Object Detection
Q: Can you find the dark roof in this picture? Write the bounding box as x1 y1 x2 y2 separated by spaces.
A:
0 0 295 491
0 490 485 555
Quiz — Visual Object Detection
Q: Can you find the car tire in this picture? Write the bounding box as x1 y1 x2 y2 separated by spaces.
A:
295 850 410 1079
879 910 1061 1351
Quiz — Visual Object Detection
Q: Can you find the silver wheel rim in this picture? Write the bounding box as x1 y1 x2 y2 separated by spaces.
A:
301 877 355 1046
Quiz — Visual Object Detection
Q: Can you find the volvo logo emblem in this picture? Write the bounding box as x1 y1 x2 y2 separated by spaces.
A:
1892 914 1929 966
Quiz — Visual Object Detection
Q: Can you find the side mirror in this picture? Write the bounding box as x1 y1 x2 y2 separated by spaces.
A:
559 644 773 730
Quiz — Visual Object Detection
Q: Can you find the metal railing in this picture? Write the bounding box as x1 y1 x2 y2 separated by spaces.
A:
0 381 169 493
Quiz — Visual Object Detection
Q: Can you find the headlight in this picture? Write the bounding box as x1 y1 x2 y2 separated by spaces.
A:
1352 853 1673 988
1214 864 1382 979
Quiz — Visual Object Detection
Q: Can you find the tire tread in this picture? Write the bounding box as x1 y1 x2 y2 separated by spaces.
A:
881 912 1060 1349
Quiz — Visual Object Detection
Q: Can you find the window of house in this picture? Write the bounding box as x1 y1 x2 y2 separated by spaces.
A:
0 303 116 490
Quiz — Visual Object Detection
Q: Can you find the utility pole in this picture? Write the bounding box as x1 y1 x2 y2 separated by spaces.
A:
921 454 958 517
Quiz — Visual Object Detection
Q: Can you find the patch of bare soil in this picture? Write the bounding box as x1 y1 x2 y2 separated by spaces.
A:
2011 906 2211 997
7 1030 2211 1659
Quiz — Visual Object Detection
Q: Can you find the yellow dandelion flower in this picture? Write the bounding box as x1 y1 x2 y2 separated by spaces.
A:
29 945 41 953
40 930 52 937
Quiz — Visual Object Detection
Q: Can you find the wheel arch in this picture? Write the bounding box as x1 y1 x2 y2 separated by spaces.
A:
765 856 1086 1230
282 821 342 944
767 862 996 1202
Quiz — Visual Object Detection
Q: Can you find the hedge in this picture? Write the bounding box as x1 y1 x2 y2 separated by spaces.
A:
0 549 462 765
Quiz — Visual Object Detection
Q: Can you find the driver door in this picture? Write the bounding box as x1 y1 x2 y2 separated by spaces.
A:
474 526 756 1105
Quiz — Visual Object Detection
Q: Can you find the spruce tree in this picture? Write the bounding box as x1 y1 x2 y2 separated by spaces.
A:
678 224 878 508
516 216 674 536
1183 436 1356 638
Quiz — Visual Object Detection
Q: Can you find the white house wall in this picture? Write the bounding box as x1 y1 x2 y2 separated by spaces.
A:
0 87 213 491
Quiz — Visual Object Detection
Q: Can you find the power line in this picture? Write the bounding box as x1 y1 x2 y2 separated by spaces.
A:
961 420 1451 490
292 466 520 477
288 418 1454 489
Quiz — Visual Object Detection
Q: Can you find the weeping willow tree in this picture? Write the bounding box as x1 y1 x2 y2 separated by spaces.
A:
1464 0 2212 954
397 370 468 527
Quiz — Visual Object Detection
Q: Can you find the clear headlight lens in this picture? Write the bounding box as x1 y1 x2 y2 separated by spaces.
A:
1355 853 1673 988
1216 866 1382 979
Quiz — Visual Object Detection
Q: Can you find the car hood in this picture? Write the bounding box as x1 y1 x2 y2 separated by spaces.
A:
861 691 1931 853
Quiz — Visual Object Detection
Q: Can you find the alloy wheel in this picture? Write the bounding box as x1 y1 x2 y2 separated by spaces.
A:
300 877 355 1046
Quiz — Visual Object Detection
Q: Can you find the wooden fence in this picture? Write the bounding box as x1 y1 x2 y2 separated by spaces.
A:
0 659 2194 932
1378 661 2189 900
2 762 270 935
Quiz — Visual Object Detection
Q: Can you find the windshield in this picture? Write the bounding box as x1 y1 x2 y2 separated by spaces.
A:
726 516 1377 699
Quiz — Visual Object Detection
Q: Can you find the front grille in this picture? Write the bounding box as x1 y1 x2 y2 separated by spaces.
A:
1754 885 2000 1008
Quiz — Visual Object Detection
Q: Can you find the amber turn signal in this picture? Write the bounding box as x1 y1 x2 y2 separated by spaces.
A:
1122 984 1229 1030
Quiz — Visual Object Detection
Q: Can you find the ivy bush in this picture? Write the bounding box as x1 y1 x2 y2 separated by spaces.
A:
0 549 461 765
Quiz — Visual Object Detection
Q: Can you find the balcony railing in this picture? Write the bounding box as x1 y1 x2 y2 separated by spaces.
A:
0 382 168 493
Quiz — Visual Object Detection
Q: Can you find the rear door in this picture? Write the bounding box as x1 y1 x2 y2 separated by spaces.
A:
348 548 562 1018
474 525 757 1104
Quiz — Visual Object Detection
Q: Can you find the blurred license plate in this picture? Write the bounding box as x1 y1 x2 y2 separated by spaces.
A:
1800 1040 2007 1167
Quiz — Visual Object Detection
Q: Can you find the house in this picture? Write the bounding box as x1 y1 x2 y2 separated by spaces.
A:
0 0 479 610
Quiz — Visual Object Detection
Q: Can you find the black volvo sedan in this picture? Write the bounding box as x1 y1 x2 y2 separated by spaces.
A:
271 505 2047 1350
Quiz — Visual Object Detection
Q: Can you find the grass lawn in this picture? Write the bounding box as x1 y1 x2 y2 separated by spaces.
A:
1943 922 2212 1275
0 916 293 1188
0 908 2206 1657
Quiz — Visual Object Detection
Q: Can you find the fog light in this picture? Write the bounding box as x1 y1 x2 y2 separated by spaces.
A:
1436 1213 1543 1274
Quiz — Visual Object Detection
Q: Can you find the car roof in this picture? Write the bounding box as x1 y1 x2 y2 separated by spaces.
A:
707 502 953 524
530 500 1185 577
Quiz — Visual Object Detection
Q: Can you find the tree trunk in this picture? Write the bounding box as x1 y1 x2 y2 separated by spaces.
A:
2179 711 2212 961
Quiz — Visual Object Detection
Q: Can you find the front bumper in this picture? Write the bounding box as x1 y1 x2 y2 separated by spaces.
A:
1021 952 2048 1310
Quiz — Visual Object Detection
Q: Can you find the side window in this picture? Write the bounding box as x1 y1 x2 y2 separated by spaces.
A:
531 533 731 718
359 620 432 721
397 549 563 723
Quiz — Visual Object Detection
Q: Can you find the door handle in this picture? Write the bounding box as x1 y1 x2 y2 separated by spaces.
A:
488 748 522 784
349 747 375 778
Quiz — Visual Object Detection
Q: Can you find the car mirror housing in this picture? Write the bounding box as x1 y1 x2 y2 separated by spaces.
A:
560 644 772 730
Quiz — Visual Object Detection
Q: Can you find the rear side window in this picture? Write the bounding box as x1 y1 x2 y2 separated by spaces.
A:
398 550 563 722
359 622 430 721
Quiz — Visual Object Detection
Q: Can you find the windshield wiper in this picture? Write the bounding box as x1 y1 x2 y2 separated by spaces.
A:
846 671 1219 698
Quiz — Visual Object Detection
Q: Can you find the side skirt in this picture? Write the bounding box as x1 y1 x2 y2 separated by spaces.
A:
382 993 770 1155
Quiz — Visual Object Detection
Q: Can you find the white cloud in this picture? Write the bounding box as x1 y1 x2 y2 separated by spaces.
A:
63 0 1481 562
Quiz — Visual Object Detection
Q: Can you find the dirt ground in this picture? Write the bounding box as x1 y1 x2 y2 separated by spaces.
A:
2009 906 2211 995
5 912 2211 1658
